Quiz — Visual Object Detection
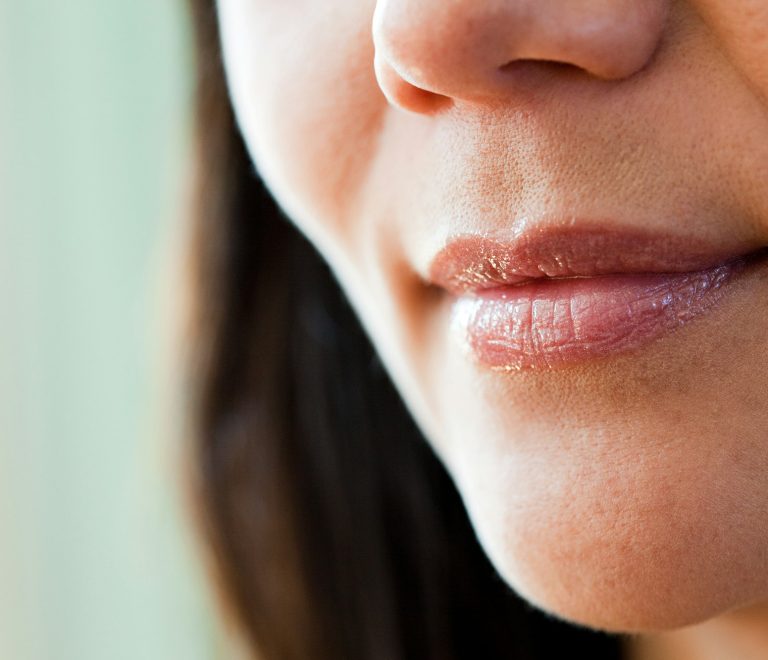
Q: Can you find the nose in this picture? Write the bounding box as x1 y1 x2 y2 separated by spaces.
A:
373 0 670 112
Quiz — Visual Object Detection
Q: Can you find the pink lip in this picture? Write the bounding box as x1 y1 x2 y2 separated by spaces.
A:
427 226 766 370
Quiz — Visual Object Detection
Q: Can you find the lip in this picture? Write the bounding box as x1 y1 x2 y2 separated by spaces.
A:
427 225 767 370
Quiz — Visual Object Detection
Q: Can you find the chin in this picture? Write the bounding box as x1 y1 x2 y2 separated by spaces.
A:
490 537 753 634
475 508 766 633
449 429 768 634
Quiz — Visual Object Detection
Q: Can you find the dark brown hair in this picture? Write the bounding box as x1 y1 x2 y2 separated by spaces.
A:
185 2 624 658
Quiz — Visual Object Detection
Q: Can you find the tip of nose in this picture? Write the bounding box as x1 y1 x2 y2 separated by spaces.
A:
373 2 669 111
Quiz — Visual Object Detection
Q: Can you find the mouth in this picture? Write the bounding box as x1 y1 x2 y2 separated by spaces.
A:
427 225 768 370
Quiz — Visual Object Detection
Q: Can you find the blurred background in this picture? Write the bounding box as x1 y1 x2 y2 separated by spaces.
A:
0 1 225 658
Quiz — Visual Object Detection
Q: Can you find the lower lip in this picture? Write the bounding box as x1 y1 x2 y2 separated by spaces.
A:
450 257 758 371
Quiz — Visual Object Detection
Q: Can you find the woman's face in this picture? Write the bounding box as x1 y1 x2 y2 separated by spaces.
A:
217 0 768 632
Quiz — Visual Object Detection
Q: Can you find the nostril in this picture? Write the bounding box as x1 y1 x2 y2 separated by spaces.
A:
499 59 586 76
496 59 597 88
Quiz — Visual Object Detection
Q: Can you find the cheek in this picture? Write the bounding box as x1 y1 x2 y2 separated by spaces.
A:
696 0 768 101
217 0 385 249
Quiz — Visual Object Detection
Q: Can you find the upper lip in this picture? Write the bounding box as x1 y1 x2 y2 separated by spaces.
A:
426 223 763 295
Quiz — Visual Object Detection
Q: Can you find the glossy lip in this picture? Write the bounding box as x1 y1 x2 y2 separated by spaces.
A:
427 225 758 294
427 224 768 370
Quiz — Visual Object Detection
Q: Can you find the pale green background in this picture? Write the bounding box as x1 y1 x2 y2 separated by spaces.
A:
0 1 225 658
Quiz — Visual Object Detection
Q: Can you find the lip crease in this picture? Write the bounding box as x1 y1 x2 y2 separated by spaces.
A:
427 225 767 370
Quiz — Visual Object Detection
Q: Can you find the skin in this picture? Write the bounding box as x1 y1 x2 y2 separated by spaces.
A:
216 0 768 655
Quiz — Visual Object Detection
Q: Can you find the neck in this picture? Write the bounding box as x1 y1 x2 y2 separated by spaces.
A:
625 602 768 660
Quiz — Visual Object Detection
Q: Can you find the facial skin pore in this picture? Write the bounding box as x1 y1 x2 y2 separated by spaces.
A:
216 0 768 653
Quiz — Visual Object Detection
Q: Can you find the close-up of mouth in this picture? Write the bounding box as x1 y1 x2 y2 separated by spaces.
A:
16 0 768 657
428 225 768 370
